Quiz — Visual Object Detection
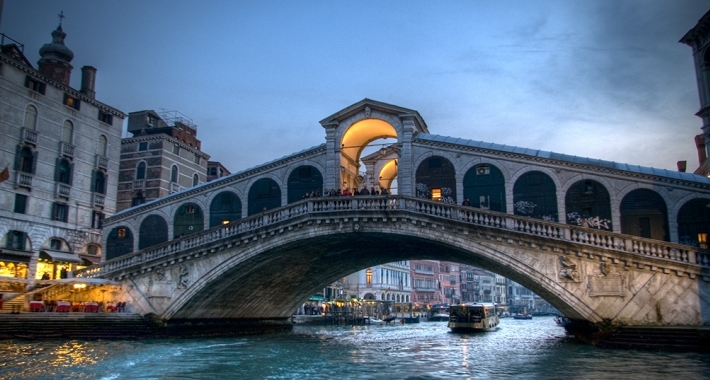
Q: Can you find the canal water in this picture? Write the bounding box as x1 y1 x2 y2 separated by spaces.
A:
0 316 709 379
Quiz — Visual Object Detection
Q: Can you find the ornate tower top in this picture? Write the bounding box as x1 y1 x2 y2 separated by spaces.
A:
38 11 74 86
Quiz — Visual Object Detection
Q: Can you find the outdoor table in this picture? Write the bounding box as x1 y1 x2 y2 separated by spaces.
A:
85 302 98 313
72 304 84 312
56 301 70 312
29 301 43 312
106 303 116 312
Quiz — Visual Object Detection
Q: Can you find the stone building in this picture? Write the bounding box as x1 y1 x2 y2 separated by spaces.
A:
438 261 460 304
206 161 230 182
0 23 125 287
410 259 441 305
116 109 210 212
345 261 411 303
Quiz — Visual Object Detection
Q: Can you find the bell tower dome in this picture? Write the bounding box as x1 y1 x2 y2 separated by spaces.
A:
37 12 74 86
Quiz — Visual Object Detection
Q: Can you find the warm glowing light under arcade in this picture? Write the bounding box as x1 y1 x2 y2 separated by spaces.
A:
340 119 397 162
378 159 397 189
431 188 442 201
73 283 86 289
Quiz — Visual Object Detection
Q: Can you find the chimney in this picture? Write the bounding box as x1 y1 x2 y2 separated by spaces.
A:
80 66 96 99
677 160 687 172
695 134 707 166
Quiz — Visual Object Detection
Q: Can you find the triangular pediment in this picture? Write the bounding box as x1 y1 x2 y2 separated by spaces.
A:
319 98 429 133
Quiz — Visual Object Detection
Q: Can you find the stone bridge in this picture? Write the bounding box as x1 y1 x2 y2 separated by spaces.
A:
79 99 710 332
76 195 710 329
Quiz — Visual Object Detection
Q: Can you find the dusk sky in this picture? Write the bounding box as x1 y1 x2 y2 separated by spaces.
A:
2 1 708 174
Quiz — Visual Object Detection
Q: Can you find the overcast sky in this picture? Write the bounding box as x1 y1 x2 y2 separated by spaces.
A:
2 1 708 173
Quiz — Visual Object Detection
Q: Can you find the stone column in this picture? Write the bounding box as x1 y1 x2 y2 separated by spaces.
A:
398 116 415 196
322 122 339 192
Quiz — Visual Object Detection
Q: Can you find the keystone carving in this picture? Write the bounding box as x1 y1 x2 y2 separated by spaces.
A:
558 255 580 282
587 262 625 297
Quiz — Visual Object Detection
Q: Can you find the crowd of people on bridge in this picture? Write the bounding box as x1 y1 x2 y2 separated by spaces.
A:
302 186 390 199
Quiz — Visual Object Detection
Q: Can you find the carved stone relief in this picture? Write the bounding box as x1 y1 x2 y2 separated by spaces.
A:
177 265 190 290
148 265 172 298
557 255 581 282
587 262 625 297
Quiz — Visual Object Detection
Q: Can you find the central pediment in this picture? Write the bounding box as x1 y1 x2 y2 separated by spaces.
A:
319 98 429 134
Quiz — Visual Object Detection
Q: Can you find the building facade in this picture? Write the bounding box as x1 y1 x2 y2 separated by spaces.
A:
206 161 230 182
345 261 411 303
0 24 125 288
409 259 441 305
116 110 210 212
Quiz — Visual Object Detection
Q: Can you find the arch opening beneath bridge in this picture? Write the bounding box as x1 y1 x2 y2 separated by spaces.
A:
161 232 600 324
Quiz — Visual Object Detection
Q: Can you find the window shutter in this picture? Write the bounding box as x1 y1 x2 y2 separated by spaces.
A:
54 157 61 182
14 145 22 170
91 170 97 192
31 150 38 174
68 163 74 186
51 202 57 220
103 174 108 194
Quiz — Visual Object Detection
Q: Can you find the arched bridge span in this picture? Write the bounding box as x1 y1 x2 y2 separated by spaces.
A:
76 196 709 327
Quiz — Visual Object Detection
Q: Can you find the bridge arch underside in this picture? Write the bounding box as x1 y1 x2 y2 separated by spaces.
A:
148 222 698 325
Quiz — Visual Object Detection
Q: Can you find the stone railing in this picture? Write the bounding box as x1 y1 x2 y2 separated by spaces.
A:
15 171 32 188
75 196 704 279
55 182 71 198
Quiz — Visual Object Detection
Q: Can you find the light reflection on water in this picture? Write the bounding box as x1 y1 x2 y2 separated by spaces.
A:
0 316 708 379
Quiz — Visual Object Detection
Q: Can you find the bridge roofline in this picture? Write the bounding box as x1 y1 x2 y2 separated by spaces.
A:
416 133 710 188
319 98 429 133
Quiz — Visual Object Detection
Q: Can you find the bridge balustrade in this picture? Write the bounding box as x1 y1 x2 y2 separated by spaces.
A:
76 195 704 280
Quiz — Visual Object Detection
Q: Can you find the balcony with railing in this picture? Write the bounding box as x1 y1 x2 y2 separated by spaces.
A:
93 193 105 208
15 171 32 188
95 155 108 170
133 179 145 189
59 142 75 158
55 182 71 198
170 183 181 194
21 128 37 145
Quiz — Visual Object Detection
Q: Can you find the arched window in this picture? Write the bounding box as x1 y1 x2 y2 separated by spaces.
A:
174 203 204 238
366 268 373 284
677 198 710 247
24 105 37 130
247 178 281 215
171 166 178 183
193 173 199 187
55 158 72 184
93 171 106 194
463 164 506 212
415 156 456 204
287 165 323 203
620 189 668 241
106 227 133 260
209 191 242 227
564 179 612 230
16 146 35 174
513 171 558 221
98 135 107 156
136 162 146 180
61 120 73 143
139 215 169 250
